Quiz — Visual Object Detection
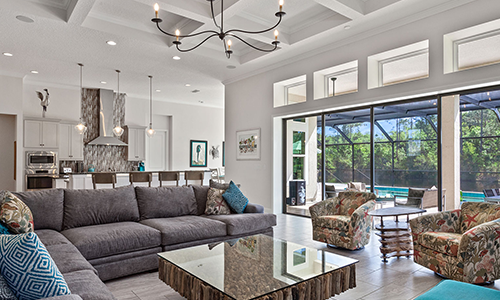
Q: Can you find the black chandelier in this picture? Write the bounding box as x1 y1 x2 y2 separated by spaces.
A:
151 0 285 59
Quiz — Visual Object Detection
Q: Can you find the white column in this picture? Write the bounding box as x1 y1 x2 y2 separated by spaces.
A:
442 95 461 210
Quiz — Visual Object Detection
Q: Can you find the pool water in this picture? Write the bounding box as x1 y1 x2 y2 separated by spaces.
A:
367 186 485 202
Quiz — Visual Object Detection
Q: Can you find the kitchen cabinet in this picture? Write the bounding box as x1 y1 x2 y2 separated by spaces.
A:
126 126 146 161
24 119 59 148
59 123 84 160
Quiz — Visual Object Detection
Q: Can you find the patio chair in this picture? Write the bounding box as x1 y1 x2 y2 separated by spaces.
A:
394 187 425 208
347 182 367 192
309 191 376 250
409 201 500 284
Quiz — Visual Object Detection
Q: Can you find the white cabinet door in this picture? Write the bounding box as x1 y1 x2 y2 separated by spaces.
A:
136 128 146 161
70 126 84 160
24 120 42 148
42 121 59 148
128 128 137 160
59 124 71 160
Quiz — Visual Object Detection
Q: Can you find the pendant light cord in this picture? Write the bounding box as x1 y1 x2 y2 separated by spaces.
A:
116 70 121 127
149 75 153 128
78 63 83 121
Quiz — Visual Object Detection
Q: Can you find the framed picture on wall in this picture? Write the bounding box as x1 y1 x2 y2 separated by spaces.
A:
236 128 260 160
190 140 208 167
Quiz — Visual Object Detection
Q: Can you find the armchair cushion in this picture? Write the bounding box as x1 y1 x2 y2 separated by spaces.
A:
338 191 376 216
309 198 340 221
460 202 500 233
315 215 351 232
418 232 462 257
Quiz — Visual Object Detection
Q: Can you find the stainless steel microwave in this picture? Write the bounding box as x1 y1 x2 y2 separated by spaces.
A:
26 151 58 170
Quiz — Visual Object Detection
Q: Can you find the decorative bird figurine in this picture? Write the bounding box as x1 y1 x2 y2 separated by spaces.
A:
210 145 220 159
36 88 50 118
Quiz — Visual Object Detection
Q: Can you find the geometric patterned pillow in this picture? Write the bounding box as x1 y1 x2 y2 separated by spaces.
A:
222 181 249 214
205 188 231 215
0 233 71 300
0 191 34 234
0 275 17 300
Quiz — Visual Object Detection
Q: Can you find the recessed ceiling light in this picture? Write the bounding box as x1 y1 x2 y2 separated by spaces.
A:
106 40 117 46
227 65 236 69
3 52 13 57
172 56 181 60
30 70 38 74
344 25 351 30
156 89 161 92
100 81 107 84
185 84 191 87
16 15 34 23
192 89 200 93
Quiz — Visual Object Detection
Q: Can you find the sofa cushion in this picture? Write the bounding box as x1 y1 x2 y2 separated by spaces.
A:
460 202 500 233
222 181 249 214
140 216 227 246
46 243 97 275
314 215 351 232
0 191 34 234
61 222 161 260
205 213 277 236
0 233 71 300
13 189 64 231
63 185 139 230
135 186 197 220
62 270 116 300
0 275 16 300
209 180 240 190
418 232 462 257
205 188 231 215
36 230 72 247
190 185 210 215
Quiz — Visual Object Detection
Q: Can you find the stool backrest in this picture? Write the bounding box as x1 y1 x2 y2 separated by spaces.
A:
92 173 116 189
158 171 180 187
129 172 152 187
185 171 204 186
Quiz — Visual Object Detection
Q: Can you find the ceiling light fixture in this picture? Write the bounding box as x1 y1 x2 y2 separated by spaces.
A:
30 70 38 74
113 70 124 137
106 40 117 46
185 84 191 87
3 52 13 57
156 89 161 92
100 81 107 84
172 56 181 60
152 0 285 59
75 63 87 135
147 75 156 137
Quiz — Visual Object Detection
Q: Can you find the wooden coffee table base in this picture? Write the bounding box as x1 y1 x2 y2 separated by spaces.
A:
159 258 357 300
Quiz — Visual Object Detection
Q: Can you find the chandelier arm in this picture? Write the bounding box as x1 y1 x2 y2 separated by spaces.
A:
227 34 279 52
209 0 221 31
155 22 218 38
175 33 219 52
225 14 283 35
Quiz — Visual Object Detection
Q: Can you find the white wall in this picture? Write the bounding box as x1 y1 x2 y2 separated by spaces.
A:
225 0 500 212
0 75 24 191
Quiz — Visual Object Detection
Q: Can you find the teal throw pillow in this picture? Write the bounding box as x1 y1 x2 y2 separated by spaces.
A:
0 222 11 235
222 181 249 214
0 233 71 300
0 275 17 300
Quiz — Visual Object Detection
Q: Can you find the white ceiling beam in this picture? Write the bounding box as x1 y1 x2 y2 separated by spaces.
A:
66 0 97 25
315 0 364 19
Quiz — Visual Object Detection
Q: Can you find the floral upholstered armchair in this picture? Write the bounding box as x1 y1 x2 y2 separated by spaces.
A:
409 202 500 284
309 191 376 250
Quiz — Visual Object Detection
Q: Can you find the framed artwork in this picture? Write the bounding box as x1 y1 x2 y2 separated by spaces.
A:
222 141 225 166
190 140 207 167
236 128 260 160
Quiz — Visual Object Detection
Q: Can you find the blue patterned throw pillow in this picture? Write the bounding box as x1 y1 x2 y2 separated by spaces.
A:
0 233 71 300
222 181 249 214
0 222 11 235
0 275 17 300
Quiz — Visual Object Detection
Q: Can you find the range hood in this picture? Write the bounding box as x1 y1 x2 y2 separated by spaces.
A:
87 89 127 146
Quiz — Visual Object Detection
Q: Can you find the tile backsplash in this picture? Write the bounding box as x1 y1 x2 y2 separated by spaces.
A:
60 88 140 172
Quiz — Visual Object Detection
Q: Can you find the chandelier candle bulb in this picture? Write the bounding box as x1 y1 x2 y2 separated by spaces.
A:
274 30 279 40
279 0 284 12
154 3 159 18
175 29 180 41
227 40 232 50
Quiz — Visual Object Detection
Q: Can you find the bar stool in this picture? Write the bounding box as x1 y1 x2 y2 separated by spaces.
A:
129 172 152 187
158 171 180 187
184 171 204 186
92 173 116 189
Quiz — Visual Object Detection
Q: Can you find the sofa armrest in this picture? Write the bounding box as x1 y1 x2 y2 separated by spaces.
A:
459 218 500 283
409 209 461 245
244 203 264 214
350 200 376 234
309 198 339 221
42 295 84 300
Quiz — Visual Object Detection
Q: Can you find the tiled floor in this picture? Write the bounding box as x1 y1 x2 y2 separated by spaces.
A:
105 214 500 300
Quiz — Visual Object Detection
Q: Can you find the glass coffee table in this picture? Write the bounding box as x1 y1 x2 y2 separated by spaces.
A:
158 234 358 300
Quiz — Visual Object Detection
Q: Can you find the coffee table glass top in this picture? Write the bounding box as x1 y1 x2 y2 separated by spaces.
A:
158 234 358 300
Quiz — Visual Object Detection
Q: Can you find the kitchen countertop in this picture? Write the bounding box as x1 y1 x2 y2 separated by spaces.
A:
65 170 211 175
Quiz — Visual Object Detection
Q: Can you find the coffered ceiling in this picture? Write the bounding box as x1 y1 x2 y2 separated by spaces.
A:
0 0 475 107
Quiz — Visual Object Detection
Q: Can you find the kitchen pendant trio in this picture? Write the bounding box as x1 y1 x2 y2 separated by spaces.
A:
74 64 156 140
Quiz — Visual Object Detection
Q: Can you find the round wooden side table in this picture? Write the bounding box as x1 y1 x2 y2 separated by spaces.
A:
368 207 426 262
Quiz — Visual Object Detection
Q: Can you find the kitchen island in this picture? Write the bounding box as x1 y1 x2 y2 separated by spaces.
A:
67 170 213 189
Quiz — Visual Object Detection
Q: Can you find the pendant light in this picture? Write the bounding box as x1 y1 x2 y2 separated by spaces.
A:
112 69 124 137
75 63 87 135
146 75 155 137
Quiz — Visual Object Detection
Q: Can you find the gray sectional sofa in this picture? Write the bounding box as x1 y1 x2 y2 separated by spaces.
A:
12 184 276 300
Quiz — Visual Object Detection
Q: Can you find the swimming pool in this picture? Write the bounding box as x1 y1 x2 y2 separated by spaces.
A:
367 186 485 202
